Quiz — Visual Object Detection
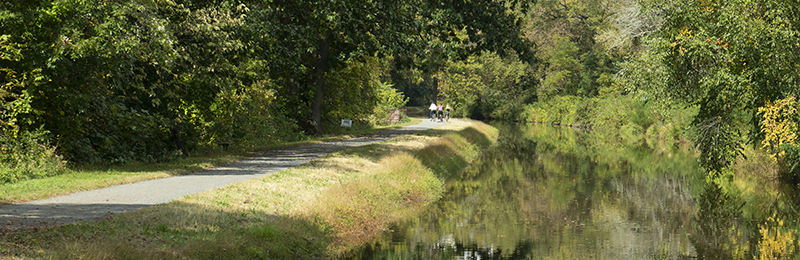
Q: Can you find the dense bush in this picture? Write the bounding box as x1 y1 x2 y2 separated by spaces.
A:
520 95 595 126
209 82 303 151
0 128 65 183
1 32 66 182
780 144 800 182
370 81 410 126
759 96 800 182
519 94 698 151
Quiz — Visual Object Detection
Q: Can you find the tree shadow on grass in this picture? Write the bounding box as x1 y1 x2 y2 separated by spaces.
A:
457 126 492 147
415 143 469 179
414 127 493 179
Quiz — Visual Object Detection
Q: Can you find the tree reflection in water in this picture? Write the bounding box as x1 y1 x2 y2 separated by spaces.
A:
690 182 748 259
349 123 797 259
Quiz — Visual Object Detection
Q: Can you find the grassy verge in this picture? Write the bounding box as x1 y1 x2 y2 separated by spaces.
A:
0 119 421 204
0 119 497 259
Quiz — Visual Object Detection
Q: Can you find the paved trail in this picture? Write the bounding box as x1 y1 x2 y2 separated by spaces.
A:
0 119 448 231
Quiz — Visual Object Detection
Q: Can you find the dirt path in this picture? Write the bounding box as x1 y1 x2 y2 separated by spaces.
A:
0 119 448 231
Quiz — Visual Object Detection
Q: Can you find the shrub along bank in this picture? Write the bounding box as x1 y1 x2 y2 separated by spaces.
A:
514 94 795 180
515 94 792 181
518 95 698 152
0 119 497 259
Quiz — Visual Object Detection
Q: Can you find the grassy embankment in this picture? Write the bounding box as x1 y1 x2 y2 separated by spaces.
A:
0 119 421 204
517 94 788 223
0 119 497 259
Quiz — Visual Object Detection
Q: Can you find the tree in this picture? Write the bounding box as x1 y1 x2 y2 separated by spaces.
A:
438 51 535 120
596 0 665 54
251 0 421 133
628 0 800 174
524 0 619 101
0 0 251 163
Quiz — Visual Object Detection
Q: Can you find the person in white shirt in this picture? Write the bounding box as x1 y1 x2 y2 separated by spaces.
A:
429 102 438 121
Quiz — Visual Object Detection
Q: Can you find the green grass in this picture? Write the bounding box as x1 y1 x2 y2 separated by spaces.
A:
0 119 421 204
0 119 496 259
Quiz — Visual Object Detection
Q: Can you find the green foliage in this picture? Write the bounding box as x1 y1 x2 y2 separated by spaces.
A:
629 100 655 130
0 0 253 164
781 143 800 181
438 56 485 119
520 94 698 152
526 0 621 103
371 81 410 126
539 36 581 100
438 52 536 120
209 81 302 150
628 0 800 174
521 95 595 126
1 16 65 183
0 128 65 183
321 60 385 130
376 82 409 112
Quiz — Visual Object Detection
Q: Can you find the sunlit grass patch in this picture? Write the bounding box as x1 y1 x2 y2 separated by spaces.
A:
338 135 436 163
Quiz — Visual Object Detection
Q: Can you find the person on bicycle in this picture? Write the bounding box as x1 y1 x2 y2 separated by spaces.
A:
437 103 444 122
429 101 437 121
445 104 451 121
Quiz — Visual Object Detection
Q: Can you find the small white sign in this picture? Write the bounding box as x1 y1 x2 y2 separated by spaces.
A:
341 118 352 127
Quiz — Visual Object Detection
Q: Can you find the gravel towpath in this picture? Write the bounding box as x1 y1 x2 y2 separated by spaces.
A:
0 119 448 231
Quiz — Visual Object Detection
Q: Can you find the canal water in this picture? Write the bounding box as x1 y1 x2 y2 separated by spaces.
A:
351 123 800 259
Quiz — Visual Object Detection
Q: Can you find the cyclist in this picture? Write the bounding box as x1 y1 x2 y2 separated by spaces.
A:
428 101 437 121
445 104 451 121
437 103 444 122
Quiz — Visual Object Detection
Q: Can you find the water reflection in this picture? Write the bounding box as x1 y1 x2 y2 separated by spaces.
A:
350 123 712 259
690 182 748 259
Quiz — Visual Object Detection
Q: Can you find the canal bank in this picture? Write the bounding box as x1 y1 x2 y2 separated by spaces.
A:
1 119 498 259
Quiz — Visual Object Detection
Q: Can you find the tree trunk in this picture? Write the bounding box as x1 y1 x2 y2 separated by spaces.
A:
172 124 189 158
433 75 439 101
311 30 332 134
